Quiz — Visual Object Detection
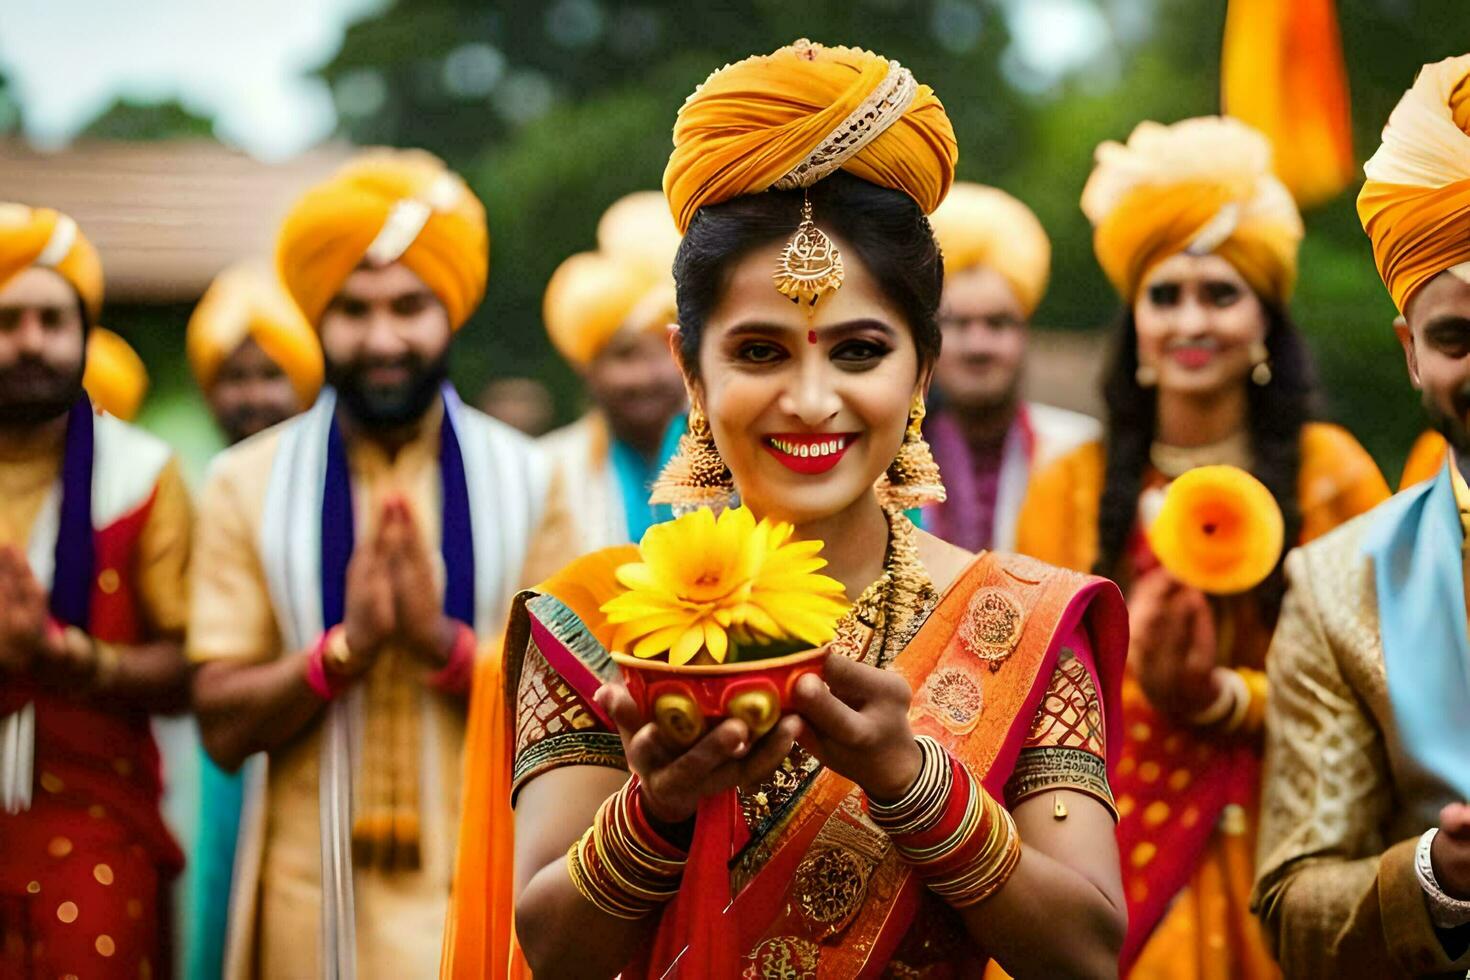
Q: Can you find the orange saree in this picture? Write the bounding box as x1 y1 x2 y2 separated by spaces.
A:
444 530 1128 978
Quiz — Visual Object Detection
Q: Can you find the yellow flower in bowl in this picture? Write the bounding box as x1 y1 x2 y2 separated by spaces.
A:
602 506 849 666
1146 465 1285 595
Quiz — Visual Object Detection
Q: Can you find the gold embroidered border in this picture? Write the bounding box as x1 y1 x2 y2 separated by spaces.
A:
1003 745 1115 820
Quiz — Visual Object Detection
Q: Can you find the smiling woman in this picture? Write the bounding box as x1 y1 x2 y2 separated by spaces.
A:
446 38 1133 980
1016 115 1390 977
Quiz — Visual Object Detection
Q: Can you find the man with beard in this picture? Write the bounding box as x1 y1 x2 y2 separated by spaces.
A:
181 260 322 980
1252 54 1470 977
187 260 323 446
0 204 193 978
540 191 685 550
188 149 571 979
920 182 1100 553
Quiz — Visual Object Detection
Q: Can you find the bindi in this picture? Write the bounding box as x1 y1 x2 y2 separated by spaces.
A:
807 329 818 345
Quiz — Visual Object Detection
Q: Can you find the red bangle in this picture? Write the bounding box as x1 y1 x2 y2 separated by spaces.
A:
425 621 476 694
305 627 350 701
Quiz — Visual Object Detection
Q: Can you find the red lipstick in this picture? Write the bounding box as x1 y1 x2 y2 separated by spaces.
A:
762 433 858 475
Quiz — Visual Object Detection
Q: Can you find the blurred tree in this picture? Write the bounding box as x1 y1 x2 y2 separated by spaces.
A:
83 100 214 141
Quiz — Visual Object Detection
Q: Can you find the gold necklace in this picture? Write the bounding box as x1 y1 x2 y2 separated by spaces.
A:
1149 430 1252 479
832 506 934 668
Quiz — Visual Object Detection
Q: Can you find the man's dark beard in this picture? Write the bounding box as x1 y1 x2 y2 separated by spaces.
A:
219 403 294 446
327 349 449 430
0 358 85 427
1424 380 1470 458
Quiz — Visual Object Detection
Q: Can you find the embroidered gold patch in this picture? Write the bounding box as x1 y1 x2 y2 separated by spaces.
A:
745 935 820 979
790 807 889 940
960 588 1025 671
793 847 867 936
922 666 983 733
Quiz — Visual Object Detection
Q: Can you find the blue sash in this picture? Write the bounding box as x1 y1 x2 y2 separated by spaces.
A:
1362 459 1470 801
319 382 477 630
50 396 95 629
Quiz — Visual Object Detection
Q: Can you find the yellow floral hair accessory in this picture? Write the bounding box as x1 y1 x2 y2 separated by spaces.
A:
1146 465 1284 595
601 505 849 666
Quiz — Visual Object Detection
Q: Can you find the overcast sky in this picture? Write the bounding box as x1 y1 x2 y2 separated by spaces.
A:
0 0 1119 160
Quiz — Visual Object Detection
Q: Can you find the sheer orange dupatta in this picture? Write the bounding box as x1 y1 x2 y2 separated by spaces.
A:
440 547 637 980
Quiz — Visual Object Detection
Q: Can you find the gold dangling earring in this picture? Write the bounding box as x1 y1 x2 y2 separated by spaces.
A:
649 404 735 513
875 394 946 509
1249 340 1272 386
1135 361 1158 388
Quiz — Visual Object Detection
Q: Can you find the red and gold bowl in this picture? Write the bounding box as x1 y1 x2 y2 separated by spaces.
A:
610 647 828 747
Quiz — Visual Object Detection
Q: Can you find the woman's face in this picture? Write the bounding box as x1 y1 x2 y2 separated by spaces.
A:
689 234 923 526
1134 252 1267 397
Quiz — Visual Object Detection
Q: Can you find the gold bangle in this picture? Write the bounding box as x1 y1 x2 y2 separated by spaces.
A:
1217 669 1254 734
869 736 952 836
92 640 120 691
567 833 645 920
324 625 356 675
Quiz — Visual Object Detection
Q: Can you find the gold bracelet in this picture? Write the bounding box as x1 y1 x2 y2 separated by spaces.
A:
868 736 952 836
567 833 646 920
930 795 1022 908
92 640 120 691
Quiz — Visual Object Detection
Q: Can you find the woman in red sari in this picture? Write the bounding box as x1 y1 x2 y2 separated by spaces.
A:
451 40 1130 979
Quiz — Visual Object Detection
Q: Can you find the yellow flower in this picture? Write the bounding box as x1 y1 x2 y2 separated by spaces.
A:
601 506 849 666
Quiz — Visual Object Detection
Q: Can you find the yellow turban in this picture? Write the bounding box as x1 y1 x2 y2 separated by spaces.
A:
928 182 1051 316
1358 54 1470 315
187 261 324 406
83 328 147 422
276 148 487 330
1081 116 1303 306
0 204 103 323
664 39 958 232
545 192 681 368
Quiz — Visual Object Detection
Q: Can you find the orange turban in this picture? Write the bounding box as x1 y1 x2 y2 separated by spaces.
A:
928 182 1051 316
664 39 958 232
1081 116 1303 306
545 192 681 367
0 204 103 323
1358 54 1470 315
276 148 487 330
83 328 147 422
188 261 324 405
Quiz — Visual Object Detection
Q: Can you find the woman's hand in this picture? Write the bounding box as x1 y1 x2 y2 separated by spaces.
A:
1128 566 1222 720
789 653 922 802
594 682 801 827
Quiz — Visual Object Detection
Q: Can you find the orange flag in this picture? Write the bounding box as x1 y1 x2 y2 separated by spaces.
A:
1222 0 1355 208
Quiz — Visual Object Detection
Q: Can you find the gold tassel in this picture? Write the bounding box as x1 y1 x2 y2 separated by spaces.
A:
649 405 735 511
875 394 946 509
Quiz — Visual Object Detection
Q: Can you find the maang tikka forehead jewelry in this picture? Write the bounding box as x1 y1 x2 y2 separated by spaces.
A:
773 190 845 315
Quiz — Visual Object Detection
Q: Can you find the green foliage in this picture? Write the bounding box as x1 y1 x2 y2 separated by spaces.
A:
82 99 214 141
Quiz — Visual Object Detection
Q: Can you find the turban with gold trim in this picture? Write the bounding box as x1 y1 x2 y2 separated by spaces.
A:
1081 116 1303 306
276 148 487 330
0 204 103 323
664 39 958 232
83 328 147 422
188 261 324 406
1358 54 1470 315
929 182 1051 317
545 191 680 368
